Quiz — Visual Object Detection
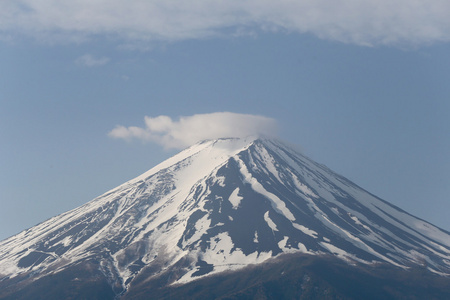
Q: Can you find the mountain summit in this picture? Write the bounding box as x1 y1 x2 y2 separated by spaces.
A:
1 137 449 298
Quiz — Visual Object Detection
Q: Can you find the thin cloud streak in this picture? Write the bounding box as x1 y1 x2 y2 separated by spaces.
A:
108 112 279 149
75 54 110 67
1 0 450 46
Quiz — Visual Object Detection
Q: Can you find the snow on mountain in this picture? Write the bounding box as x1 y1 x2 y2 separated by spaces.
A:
1 137 449 295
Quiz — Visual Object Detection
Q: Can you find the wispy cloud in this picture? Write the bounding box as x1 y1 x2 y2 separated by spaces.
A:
108 112 278 149
75 54 110 67
1 0 450 46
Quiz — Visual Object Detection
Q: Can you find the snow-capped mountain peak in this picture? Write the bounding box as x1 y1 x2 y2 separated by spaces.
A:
1 137 449 296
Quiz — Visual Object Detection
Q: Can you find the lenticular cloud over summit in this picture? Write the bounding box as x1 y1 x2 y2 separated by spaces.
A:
109 112 278 149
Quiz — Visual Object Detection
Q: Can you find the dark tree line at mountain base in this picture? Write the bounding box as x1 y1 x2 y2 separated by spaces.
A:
124 253 450 300
2 253 450 300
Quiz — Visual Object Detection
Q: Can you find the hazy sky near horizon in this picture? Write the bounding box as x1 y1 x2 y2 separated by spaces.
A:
1 0 450 240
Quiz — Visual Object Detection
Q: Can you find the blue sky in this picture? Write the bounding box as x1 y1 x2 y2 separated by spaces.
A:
1 0 450 240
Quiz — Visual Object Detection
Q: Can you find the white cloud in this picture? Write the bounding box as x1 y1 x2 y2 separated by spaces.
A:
0 0 450 45
1 0 450 46
75 54 110 67
108 112 278 149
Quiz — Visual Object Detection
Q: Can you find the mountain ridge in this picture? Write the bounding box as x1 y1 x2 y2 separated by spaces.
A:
1 137 449 298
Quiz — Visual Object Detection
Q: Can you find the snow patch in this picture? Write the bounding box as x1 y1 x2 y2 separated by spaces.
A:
292 223 318 238
228 188 243 209
297 242 308 253
264 211 278 232
183 213 211 248
278 236 290 250
178 232 272 283
253 231 259 243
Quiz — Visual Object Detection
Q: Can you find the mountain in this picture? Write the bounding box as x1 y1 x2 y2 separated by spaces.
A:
1 137 449 299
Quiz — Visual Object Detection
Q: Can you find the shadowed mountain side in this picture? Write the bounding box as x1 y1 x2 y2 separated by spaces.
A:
124 253 450 300
2 253 450 300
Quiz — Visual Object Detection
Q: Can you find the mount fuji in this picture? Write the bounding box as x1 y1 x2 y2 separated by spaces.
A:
1 137 450 299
